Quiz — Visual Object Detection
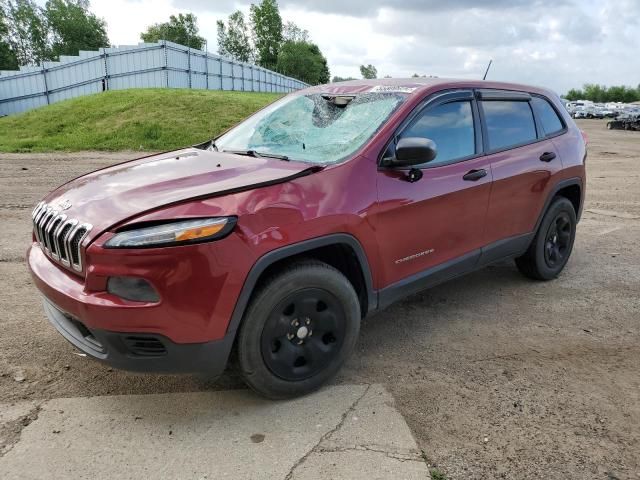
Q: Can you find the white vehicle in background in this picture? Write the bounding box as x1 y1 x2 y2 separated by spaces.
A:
572 105 604 119
573 107 588 118
566 101 594 118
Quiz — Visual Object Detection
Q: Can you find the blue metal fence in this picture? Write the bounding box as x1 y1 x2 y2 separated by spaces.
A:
0 40 307 116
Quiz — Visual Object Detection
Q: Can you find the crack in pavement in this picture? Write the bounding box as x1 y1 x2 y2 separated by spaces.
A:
317 444 424 463
0 403 43 458
283 384 372 480
0 256 25 263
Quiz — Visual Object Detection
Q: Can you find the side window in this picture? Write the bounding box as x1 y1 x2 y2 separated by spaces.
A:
481 100 537 150
531 96 564 136
399 101 475 166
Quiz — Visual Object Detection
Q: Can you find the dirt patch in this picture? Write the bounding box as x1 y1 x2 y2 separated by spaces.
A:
0 120 639 479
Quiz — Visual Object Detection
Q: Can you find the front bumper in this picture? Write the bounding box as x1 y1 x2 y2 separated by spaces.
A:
27 242 242 375
43 299 234 375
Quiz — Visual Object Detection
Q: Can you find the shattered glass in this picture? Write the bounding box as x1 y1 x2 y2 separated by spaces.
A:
215 93 406 164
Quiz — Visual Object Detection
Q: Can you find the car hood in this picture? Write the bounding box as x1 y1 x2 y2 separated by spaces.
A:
42 147 318 237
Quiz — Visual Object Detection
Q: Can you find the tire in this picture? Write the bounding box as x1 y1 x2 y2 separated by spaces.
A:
236 260 361 399
515 197 577 281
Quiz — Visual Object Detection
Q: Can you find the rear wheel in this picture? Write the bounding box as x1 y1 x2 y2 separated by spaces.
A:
236 260 360 399
515 197 577 280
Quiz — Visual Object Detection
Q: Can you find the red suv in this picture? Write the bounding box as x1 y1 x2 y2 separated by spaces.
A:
28 79 586 398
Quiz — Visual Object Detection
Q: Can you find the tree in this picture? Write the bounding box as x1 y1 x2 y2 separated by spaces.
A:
583 84 607 103
564 84 640 103
216 10 253 62
141 13 205 50
276 40 329 85
3 0 48 65
45 0 108 59
360 63 377 79
332 75 356 83
250 0 282 70
565 88 584 101
0 2 19 69
282 21 307 42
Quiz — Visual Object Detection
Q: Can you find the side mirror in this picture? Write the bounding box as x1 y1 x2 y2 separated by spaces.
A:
390 137 437 167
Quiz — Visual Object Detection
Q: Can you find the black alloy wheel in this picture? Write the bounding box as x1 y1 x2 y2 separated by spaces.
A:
543 212 572 269
236 260 360 399
260 288 346 381
515 196 577 280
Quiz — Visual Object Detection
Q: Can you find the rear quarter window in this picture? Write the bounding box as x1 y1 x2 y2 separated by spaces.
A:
531 96 565 136
482 100 537 151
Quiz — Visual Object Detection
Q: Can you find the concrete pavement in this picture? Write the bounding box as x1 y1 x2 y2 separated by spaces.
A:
0 384 429 479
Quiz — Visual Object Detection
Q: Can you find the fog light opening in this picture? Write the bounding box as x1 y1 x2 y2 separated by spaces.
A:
107 276 160 303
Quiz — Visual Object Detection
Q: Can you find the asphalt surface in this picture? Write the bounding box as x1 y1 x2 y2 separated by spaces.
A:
0 119 639 479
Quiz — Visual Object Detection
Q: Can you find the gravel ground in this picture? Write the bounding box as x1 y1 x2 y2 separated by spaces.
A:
1 120 638 479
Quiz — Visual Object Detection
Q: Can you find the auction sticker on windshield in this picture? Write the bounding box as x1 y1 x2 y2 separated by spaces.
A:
369 85 418 93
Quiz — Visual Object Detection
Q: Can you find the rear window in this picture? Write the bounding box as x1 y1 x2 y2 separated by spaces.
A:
482 100 537 151
531 96 564 136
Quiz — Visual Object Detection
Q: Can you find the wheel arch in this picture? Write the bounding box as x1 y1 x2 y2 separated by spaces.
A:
535 178 583 232
226 234 376 336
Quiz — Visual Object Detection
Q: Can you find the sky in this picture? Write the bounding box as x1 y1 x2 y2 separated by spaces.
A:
82 0 639 95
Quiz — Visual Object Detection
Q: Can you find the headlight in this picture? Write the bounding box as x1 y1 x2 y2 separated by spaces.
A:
104 217 236 248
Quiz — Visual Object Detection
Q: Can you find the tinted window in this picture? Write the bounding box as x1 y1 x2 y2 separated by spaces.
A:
531 96 564 136
482 100 537 150
400 101 475 165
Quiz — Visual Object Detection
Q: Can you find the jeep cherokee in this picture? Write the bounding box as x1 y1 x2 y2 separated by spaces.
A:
27 78 586 398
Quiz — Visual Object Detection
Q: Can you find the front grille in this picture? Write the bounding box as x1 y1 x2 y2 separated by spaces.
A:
32 201 92 272
123 336 168 357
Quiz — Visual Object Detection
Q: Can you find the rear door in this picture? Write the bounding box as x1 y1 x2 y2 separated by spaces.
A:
374 90 492 294
479 91 565 249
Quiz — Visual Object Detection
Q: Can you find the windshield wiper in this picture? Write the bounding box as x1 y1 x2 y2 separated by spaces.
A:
223 149 289 161
193 139 218 151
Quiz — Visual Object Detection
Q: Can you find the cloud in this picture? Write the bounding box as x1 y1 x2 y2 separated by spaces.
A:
169 0 239 13
88 0 639 94
278 0 568 17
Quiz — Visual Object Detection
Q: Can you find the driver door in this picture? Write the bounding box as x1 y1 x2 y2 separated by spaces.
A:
373 90 492 303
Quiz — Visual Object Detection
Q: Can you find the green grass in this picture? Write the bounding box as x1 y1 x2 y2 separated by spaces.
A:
0 89 282 152
430 468 448 480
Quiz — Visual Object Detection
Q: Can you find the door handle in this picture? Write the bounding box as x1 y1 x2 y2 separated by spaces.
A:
463 169 487 181
539 151 556 162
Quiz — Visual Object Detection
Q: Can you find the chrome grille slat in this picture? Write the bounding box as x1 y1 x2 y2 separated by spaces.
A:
33 205 46 243
43 210 61 253
48 214 67 259
36 207 52 243
56 220 76 265
39 209 56 249
31 202 92 273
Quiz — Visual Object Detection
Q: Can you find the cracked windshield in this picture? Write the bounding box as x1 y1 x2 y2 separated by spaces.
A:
215 93 407 164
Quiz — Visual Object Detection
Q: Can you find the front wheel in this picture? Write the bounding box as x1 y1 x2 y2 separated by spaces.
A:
236 260 361 399
515 197 577 280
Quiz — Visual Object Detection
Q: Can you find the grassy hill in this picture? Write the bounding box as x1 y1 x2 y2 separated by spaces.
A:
0 89 282 152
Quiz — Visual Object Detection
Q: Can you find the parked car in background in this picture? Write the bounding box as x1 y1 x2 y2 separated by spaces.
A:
573 107 588 118
607 110 640 130
601 108 617 118
28 78 587 398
